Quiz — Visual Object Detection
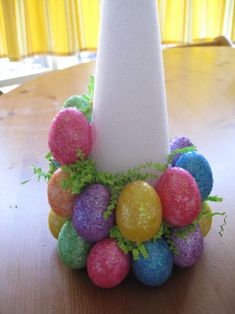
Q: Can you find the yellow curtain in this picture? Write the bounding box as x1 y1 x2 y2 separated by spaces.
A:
0 0 100 60
191 0 226 42
159 0 187 43
159 0 230 44
232 2 235 41
0 0 234 61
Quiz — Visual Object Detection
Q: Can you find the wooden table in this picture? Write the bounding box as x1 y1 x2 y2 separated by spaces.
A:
0 47 235 314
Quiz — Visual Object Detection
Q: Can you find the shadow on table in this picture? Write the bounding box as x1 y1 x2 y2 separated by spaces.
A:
68 260 196 314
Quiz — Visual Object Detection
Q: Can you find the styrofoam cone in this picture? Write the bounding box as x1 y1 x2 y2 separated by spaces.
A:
92 0 169 177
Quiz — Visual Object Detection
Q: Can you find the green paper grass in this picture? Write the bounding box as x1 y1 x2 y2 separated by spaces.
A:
166 145 197 166
32 152 58 182
61 150 167 220
109 226 149 260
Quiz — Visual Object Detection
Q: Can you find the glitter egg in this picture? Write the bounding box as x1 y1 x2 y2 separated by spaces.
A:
72 184 114 242
132 239 173 286
199 203 213 237
170 136 194 166
48 208 67 239
63 95 92 122
175 151 213 200
48 108 92 165
47 168 76 218
156 168 201 227
172 225 204 267
53 160 61 169
87 238 130 288
116 181 162 243
58 220 91 269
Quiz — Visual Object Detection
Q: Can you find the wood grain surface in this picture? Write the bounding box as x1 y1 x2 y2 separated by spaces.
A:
0 47 235 314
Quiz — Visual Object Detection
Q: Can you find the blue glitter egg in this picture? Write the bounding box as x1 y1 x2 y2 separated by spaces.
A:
132 239 173 286
170 136 194 166
175 151 213 200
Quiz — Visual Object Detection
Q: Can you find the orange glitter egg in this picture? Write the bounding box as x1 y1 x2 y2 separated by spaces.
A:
48 208 67 239
116 181 162 243
47 168 77 218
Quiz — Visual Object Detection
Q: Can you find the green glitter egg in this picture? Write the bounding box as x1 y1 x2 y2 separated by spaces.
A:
62 95 92 122
58 220 91 269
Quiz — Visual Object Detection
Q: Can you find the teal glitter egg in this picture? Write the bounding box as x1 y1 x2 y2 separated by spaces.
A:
57 220 91 269
176 151 213 200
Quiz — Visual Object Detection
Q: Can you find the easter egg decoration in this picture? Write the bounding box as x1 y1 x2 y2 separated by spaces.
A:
87 238 130 288
48 208 67 239
172 225 204 267
199 203 213 237
156 168 201 227
63 95 92 122
48 108 92 165
58 220 91 269
175 151 213 200
47 168 77 218
132 239 173 286
116 181 162 243
53 160 61 169
72 184 114 242
170 136 194 166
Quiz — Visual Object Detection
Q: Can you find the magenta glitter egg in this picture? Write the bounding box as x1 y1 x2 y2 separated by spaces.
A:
87 238 130 288
72 184 114 242
48 108 92 165
172 225 204 267
156 168 201 227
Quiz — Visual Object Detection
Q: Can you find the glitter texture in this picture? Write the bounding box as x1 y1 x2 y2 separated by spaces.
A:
87 238 130 288
176 151 213 200
72 184 114 242
132 239 173 286
58 220 91 269
48 108 92 165
47 168 76 218
172 225 204 267
170 136 193 166
156 168 201 227
63 95 92 122
199 203 213 237
116 181 162 242
48 208 67 239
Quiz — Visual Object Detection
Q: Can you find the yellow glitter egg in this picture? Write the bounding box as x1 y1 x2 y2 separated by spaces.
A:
48 208 67 239
116 180 162 243
199 203 213 237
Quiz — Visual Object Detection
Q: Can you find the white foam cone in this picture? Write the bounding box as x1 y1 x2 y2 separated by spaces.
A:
92 0 169 177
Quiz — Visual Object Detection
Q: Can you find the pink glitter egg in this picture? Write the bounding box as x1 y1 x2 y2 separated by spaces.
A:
156 168 201 227
87 238 130 288
48 108 92 165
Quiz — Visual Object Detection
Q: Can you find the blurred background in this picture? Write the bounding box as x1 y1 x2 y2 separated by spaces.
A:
0 0 234 93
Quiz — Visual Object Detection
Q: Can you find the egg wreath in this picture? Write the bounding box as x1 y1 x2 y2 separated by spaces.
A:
33 76 226 288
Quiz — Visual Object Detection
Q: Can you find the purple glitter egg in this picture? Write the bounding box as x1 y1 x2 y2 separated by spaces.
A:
72 184 114 242
170 136 194 166
172 225 204 267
